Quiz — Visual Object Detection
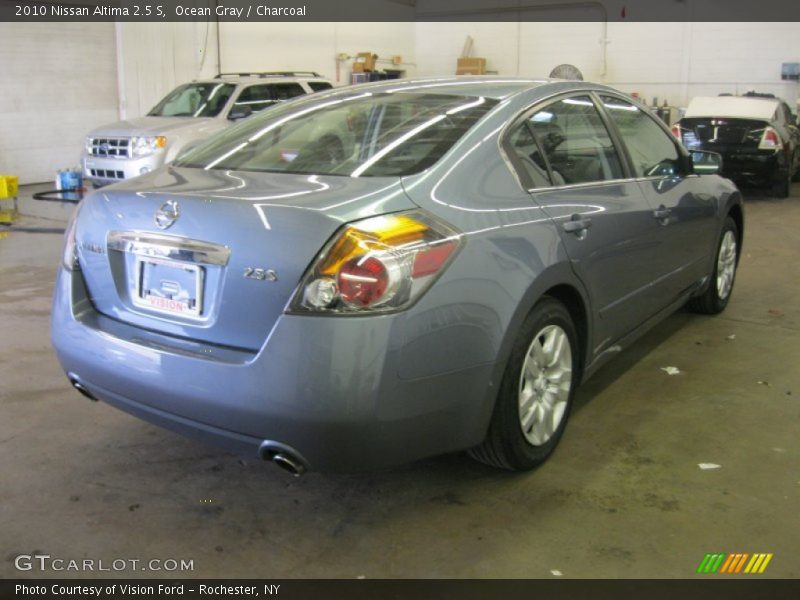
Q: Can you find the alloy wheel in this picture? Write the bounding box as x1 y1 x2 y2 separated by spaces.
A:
716 230 737 300
518 325 572 446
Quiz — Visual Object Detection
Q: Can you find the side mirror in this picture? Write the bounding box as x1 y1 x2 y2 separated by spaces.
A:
228 105 253 121
691 150 723 175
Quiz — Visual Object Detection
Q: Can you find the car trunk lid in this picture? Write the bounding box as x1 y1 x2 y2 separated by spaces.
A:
677 117 769 151
75 167 414 351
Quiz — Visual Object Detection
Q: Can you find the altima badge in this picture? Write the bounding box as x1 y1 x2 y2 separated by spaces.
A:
154 200 180 230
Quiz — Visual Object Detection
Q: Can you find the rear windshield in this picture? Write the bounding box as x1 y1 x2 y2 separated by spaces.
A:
175 92 497 177
678 117 768 148
148 83 235 118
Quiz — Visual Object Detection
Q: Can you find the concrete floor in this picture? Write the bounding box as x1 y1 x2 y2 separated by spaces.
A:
1 184 798 579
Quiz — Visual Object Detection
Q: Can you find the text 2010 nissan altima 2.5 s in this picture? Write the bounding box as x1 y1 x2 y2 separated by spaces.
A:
52 77 744 475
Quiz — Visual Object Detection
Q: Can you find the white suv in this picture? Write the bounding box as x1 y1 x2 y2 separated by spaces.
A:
83 72 334 187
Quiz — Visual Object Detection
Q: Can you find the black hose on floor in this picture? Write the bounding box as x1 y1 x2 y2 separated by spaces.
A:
32 189 83 203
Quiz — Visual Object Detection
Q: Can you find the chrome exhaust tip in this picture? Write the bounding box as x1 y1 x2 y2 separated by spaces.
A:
259 441 309 476
271 453 307 477
70 378 98 402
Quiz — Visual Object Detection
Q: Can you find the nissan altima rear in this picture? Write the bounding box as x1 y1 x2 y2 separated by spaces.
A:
52 78 743 474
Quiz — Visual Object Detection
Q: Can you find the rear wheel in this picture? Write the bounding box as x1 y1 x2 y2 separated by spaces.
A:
688 216 739 315
469 297 578 471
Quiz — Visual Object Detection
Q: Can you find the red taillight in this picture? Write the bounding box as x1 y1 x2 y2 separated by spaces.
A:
412 241 457 278
671 124 682 141
338 256 390 307
759 127 782 150
291 211 462 314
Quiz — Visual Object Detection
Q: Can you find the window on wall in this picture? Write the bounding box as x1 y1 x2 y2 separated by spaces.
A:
527 95 625 185
599 95 682 178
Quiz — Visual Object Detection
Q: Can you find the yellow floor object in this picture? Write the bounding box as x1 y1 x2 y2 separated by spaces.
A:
0 175 19 199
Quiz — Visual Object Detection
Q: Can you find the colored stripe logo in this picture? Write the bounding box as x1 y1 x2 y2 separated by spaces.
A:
697 553 773 574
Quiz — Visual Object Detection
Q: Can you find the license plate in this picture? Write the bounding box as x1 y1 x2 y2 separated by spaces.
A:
133 257 204 318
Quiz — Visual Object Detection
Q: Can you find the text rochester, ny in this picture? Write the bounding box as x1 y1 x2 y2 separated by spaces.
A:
16 584 282 596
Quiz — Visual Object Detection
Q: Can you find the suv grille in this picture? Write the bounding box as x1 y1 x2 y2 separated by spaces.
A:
90 138 130 158
90 169 125 180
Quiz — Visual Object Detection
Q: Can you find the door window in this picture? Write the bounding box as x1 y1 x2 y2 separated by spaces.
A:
270 83 307 101
600 95 682 178
233 85 275 113
308 81 333 92
527 95 625 185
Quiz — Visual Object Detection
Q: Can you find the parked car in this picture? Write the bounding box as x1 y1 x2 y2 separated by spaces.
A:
672 92 800 197
82 72 334 188
53 77 743 474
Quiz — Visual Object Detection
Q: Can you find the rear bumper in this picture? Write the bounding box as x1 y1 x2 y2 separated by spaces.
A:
82 153 166 187
51 267 498 472
715 150 785 186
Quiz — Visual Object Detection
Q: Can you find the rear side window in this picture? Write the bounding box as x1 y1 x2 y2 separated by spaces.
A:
506 122 552 188
270 83 306 101
308 81 333 92
528 95 624 185
600 95 681 178
234 85 275 113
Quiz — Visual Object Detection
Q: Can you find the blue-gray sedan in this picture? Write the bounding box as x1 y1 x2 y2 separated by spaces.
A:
52 77 744 474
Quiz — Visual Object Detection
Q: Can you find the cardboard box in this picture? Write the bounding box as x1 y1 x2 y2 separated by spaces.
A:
354 52 378 72
456 57 487 75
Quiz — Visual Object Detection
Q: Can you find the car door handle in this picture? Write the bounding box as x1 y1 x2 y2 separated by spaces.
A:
562 215 592 236
653 205 672 222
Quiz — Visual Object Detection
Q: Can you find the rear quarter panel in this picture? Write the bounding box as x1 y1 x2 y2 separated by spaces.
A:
400 94 593 409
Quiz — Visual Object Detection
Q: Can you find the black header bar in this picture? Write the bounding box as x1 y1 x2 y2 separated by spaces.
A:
3 0 800 22
3 579 800 600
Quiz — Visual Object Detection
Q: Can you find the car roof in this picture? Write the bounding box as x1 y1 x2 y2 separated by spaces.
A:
309 76 634 102
684 95 780 120
340 76 552 100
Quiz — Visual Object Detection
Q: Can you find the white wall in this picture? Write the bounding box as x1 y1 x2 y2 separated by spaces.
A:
0 22 119 184
5 19 800 184
116 22 219 121
111 21 800 121
219 22 416 86
415 22 800 108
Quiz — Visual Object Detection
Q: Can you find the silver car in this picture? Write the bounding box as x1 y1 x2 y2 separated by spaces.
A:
82 72 333 187
53 77 743 474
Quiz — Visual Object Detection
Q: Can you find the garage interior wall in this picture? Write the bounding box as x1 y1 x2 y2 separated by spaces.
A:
415 22 800 107
5 19 800 183
0 22 119 184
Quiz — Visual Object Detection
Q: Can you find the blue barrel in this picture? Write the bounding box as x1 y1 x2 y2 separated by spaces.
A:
59 170 83 191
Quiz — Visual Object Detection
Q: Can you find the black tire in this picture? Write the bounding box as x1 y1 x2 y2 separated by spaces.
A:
771 169 790 198
687 216 739 315
469 297 579 471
